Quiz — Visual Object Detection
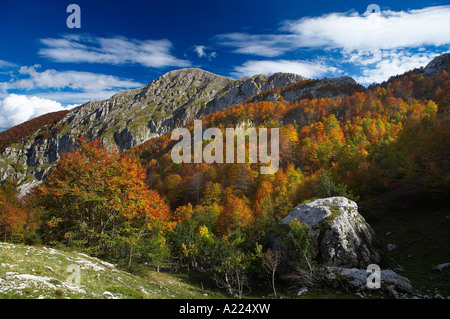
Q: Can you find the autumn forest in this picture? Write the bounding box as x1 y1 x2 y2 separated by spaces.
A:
0 67 449 298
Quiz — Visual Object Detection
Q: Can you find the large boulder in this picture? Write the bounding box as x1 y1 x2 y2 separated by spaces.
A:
279 197 381 268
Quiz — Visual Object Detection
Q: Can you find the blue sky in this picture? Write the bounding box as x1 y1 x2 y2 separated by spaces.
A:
0 0 449 130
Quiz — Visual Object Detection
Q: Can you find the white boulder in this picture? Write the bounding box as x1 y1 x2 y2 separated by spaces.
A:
279 197 381 268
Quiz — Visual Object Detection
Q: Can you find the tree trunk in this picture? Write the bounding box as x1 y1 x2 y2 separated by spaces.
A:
128 243 133 268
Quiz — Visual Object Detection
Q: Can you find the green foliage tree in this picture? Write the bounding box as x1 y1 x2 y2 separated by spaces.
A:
285 219 315 271
210 234 262 299
313 169 359 201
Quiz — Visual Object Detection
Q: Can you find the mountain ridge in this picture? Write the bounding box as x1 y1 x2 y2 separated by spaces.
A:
0 69 312 189
1 53 448 194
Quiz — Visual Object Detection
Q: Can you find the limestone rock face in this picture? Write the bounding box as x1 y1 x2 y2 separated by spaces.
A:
279 197 381 268
423 53 450 77
197 72 306 116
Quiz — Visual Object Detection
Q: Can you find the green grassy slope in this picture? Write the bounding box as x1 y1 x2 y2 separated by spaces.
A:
0 242 222 299
1 200 448 299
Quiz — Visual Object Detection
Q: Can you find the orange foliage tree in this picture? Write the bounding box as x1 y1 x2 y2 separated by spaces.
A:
36 136 172 264
128 69 448 243
0 178 39 243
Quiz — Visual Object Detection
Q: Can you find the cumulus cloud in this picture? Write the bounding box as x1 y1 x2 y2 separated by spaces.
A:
0 64 144 129
39 34 191 68
0 94 70 129
285 5 450 50
232 60 338 78
217 6 450 56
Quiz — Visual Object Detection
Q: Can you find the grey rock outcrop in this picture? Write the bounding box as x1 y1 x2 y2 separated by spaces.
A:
198 72 306 115
325 267 412 295
279 197 381 268
423 53 450 77
251 76 361 103
433 263 450 272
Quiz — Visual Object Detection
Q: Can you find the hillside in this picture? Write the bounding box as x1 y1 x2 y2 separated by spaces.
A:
0 110 70 153
2 198 449 300
0 241 220 299
0 69 299 188
0 54 449 301
130 66 449 209
0 69 364 193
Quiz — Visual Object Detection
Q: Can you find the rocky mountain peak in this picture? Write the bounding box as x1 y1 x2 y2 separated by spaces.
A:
0 67 365 191
152 68 233 88
423 53 450 77
161 67 231 80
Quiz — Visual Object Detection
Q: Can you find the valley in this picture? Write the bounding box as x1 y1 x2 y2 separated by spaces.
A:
0 53 449 300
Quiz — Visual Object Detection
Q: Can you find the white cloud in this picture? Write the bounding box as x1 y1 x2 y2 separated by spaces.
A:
216 5 450 84
217 6 450 57
232 60 337 78
0 94 69 129
1 65 144 104
39 34 191 68
351 50 440 85
214 33 296 57
14 65 142 91
1 33 190 129
0 59 16 68
285 6 450 50
194 45 217 60
195 45 207 58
